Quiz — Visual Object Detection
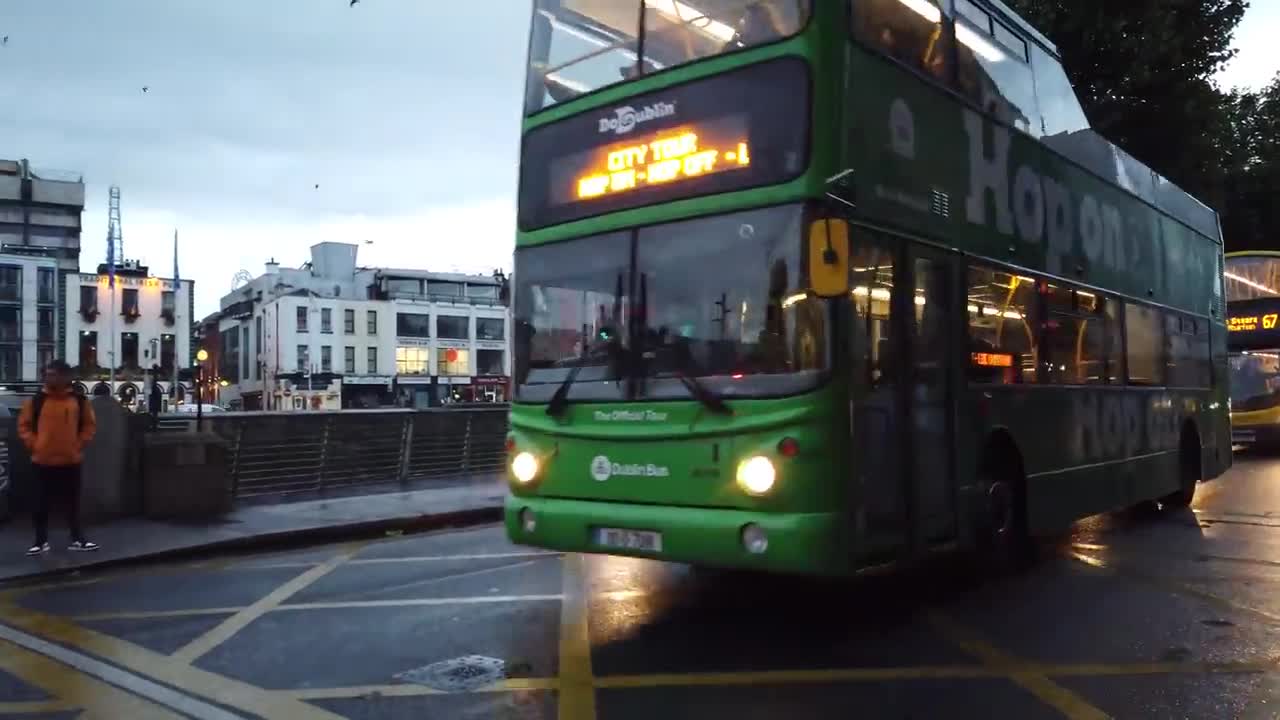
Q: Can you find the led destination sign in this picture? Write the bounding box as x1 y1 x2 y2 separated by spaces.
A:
518 57 810 230
1227 297 1280 350
573 123 753 202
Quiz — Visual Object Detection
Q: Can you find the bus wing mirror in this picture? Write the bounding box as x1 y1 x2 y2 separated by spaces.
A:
807 218 850 298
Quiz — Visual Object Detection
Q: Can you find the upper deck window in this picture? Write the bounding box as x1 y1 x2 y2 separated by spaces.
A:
852 0 952 81
525 0 810 115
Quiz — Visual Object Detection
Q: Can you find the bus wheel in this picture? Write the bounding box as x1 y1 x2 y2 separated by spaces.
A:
977 457 1033 574
1162 428 1201 510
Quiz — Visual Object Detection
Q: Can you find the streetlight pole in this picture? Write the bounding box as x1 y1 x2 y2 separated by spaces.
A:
196 348 209 430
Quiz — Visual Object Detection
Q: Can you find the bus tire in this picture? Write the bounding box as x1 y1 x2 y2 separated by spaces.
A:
1162 424 1201 510
976 438 1033 574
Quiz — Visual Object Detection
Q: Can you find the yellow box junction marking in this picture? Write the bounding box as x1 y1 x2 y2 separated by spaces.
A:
558 553 596 720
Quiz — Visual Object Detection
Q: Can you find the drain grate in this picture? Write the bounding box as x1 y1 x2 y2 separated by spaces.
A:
394 655 506 692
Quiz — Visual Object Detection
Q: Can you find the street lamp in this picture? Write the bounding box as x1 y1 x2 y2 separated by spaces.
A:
196 348 209 430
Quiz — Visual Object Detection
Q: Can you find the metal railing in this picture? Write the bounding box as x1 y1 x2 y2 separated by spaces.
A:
161 407 510 499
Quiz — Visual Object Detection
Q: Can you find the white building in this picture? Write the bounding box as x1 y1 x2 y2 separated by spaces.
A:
0 158 86 386
213 243 510 411
63 259 195 405
0 251 61 384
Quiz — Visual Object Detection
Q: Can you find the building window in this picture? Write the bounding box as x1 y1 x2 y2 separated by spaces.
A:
344 309 355 334
297 345 310 373
397 313 431 338
0 266 19 302
436 315 469 340
242 326 251 380
161 290 176 318
297 306 308 332
477 349 505 375
254 316 263 379
37 347 54 375
396 346 429 375
428 281 463 301
321 345 332 373
161 334 176 373
79 285 98 314
321 308 333 334
0 308 19 343
387 278 421 297
467 284 499 301
0 348 18 382
367 310 378 335
37 308 54 344
37 268 55 304
121 332 140 369
367 346 378 374
476 317 505 341
966 265 1038 384
121 288 140 318
437 348 470 376
79 331 98 369
222 327 241 383
344 346 356 374
1125 304 1165 386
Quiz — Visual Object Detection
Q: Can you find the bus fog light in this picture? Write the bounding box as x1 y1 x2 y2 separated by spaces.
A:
741 523 768 554
512 452 539 483
736 456 776 496
520 508 537 533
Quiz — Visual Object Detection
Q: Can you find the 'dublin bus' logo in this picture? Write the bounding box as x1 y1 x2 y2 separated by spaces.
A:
598 101 676 135
590 456 612 481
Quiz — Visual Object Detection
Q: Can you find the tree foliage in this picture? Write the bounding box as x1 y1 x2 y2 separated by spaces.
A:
1006 0 1279 251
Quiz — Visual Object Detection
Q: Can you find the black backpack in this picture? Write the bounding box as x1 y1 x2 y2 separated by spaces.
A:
30 392 88 435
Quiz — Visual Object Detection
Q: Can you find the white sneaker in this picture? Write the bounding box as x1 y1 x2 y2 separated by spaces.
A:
26 543 50 556
68 541 99 552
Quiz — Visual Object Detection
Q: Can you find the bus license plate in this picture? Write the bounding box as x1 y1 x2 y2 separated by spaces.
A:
594 528 662 552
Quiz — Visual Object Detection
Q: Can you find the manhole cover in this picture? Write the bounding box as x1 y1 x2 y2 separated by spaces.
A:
394 655 506 692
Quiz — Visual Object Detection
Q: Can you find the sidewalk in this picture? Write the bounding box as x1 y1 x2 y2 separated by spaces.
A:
0 475 507 583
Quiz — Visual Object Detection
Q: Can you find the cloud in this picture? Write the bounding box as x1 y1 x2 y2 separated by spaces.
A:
1 0 531 315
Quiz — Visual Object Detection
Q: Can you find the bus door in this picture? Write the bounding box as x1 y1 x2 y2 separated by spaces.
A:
849 233 957 560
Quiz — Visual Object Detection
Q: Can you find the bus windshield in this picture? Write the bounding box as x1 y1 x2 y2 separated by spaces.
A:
525 0 810 114
1230 352 1280 412
513 204 827 403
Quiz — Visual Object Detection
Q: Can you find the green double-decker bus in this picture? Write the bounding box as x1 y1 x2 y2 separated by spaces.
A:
505 0 1231 575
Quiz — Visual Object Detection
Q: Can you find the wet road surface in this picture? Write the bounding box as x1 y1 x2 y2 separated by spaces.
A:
5 454 1280 718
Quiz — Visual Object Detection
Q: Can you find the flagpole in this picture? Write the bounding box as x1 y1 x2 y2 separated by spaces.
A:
173 228 180 406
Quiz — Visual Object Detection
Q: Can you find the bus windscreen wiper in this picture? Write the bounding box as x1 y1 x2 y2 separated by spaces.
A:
547 273 626 418
673 364 732 415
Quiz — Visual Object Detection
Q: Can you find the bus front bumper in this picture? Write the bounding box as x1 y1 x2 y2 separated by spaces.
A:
504 495 847 576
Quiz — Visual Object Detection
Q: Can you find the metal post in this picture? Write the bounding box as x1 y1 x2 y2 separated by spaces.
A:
196 365 203 431
398 414 414 485
317 414 332 491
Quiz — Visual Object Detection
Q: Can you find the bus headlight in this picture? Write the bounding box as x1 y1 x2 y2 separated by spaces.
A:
736 456 776 496
511 451 539 484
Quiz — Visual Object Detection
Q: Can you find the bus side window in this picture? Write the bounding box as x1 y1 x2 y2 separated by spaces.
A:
1124 303 1165 387
966 265 1038 384
953 3 1040 135
852 0 951 81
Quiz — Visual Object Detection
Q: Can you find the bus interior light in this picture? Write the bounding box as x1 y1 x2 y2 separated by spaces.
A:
736 456 776 495
512 451 540 484
895 0 942 24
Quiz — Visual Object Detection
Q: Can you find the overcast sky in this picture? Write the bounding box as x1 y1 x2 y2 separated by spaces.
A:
1 1 1275 317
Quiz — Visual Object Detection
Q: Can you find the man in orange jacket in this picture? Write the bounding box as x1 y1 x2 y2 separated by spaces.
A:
18 360 98 555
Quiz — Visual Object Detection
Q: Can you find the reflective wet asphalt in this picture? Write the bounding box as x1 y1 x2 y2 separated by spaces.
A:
5 452 1280 719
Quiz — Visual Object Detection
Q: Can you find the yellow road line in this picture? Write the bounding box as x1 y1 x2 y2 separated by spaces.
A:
279 594 563 611
0 699 78 714
927 610 1111 720
171 542 365 664
1069 552 1280 625
73 607 244 622
1 601 345 719
0 636 185 720
558 554 596 720
287 677 560 700
349 551 561 565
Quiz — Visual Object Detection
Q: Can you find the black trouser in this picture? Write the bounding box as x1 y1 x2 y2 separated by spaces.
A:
32 464 85 546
